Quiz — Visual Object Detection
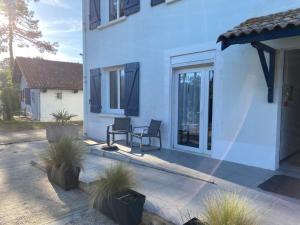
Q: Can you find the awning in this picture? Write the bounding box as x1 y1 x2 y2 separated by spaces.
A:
217 8 300 103
218 8 300 50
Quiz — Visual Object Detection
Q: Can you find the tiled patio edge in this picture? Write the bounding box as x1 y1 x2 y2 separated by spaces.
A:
89 146 215 185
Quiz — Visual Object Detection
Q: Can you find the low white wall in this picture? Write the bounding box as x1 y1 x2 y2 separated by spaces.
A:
40 90 83 122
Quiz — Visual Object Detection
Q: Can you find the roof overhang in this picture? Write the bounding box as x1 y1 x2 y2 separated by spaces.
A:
217 8 300 50
218 26 300 50
216 9 300 103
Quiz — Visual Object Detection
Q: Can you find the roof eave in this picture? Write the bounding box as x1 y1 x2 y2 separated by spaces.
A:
219 26 300 50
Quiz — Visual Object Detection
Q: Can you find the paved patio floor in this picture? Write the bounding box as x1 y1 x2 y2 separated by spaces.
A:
0 129 46 145
84 143 300 225
0 141 115 225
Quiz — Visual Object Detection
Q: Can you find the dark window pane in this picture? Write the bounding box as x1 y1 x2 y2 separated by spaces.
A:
119 0 125 17
207 70 214 150
110 71 118 109
177 72 200 148
120 70 125 109
109 0 117 21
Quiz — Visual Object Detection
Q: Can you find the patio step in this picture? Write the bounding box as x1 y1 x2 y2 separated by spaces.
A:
89 144 215 184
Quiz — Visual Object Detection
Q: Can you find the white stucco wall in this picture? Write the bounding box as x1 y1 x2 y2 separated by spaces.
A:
83 0 300 170
40 90 83 122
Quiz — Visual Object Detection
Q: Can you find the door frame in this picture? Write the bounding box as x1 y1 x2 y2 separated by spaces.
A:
277 48 300 166
171 64 214 155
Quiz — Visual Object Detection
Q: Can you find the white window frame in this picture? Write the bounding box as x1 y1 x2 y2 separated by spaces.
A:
106 67 125 115
109 0 124 22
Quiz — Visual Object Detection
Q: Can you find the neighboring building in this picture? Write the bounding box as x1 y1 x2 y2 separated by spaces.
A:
13 57 83 122
83 0 300 170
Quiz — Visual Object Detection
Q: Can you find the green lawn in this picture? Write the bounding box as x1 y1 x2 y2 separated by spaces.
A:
0 119 83 132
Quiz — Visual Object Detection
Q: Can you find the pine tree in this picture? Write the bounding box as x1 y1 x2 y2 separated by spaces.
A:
0 0 58 71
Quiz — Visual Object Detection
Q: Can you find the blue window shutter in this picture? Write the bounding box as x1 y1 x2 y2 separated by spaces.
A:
89 0 101 30
124 0 140 16
151 0 165 6
124 62 139 116
25 88 31 105
90 68 102 113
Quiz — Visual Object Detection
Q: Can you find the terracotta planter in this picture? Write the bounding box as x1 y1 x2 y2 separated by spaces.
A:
46 124 79 142
46 165 80 190
93 189 145 225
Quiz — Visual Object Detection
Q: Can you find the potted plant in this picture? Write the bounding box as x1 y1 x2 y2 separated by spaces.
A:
93 164 145 225
46 109 79 142
42 137 86 190
183 192 258 225
183 218 206 225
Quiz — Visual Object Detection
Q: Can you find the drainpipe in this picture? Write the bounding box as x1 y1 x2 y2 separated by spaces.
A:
82 0 88 138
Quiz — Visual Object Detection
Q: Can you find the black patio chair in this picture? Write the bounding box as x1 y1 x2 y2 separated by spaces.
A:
107 117 131 146
130 119 162 151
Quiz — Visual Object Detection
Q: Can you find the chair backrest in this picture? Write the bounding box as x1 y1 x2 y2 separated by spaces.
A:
113 117 131 131
148 120 162 136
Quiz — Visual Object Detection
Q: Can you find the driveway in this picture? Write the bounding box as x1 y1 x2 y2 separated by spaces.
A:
0 129 46 145
0 141 114 225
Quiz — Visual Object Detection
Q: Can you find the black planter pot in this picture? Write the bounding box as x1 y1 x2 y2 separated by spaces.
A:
183 218 206 225
47 165 80 191
93 189 146 225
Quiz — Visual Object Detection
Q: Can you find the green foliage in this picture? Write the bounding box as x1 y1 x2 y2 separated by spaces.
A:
42 137 86 170
0 69 11 87
202 192 258 225
51 109 77 125
0 70 19 121
0 0 58 70
93 164 136 202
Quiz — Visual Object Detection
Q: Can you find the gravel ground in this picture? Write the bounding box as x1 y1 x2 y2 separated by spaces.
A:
0 141 115 225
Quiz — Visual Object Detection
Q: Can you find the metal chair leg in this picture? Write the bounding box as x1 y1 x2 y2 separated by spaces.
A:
159 131 162 150
126 133 129 146
112 133 115 144
107 132 110 146
140 138 143 151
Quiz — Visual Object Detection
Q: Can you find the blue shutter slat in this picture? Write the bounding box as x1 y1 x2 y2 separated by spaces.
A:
151 0 165 6
124 62 139 116
124 0 140 16
90 68 102 113
89 0 101 30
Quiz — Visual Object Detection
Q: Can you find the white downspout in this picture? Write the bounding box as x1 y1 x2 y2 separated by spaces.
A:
82 0 88 137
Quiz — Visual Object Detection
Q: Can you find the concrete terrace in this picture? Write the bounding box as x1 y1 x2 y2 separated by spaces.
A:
4 138 300 225
78 142 300 225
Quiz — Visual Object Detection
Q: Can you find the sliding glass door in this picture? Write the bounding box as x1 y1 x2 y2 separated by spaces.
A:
173 66 214 154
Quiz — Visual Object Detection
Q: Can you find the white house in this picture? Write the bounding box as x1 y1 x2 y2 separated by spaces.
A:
82 0 300 170
13 57 83 122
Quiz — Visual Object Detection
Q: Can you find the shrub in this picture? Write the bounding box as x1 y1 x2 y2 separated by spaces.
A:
42 137 86 170
93 164 136 202
51 109 77 125
0 86 19 120
202 192 258 225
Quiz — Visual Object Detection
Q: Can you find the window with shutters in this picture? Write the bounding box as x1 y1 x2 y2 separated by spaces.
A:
106 68 125 114
109 0 125 22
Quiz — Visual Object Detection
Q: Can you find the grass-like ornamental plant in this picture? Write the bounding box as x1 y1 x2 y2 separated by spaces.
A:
42 137 86 190
202 192 258 225
93 164 145 225
43 137 86 169
93 163 136 203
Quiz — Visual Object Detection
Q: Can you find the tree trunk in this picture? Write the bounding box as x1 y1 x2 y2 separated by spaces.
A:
8 13 14 73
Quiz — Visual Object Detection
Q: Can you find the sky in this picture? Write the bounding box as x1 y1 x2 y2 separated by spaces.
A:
2 0 83 63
